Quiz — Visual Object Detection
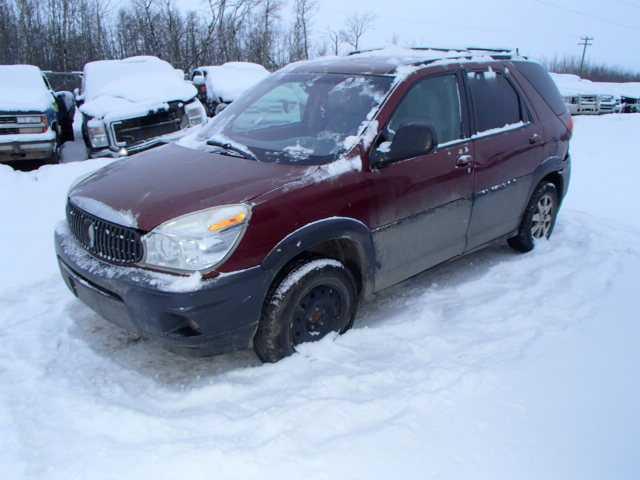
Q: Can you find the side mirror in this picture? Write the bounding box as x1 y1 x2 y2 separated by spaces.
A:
376 123 438 165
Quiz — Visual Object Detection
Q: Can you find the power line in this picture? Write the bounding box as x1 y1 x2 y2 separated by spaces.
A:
578 36 594 75
532 0 640 31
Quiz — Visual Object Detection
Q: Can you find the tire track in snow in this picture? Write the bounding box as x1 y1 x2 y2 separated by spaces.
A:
1 209 637 478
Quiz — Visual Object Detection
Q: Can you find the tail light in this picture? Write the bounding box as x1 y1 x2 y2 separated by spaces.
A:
567 115 574 137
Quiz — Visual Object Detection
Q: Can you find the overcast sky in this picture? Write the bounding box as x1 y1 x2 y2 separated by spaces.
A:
180 0 640 71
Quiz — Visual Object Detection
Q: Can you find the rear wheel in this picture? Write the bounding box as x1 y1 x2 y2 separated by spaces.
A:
508 182 559 253
253 258 358 363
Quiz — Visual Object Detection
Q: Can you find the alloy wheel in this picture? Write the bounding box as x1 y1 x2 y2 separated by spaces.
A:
531 193 554 239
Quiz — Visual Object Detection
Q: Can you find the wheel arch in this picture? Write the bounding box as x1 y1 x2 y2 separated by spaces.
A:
529 155 568 201
261 217 377 300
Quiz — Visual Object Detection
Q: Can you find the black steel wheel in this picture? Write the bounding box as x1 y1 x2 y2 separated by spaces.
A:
254 259 358 363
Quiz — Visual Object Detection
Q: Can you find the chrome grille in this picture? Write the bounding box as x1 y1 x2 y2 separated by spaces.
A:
66 201 143 265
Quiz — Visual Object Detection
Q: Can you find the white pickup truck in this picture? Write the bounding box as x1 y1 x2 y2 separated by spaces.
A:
77 56 206 158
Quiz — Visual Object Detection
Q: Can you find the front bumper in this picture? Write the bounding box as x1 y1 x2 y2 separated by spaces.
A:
0 139 56 162
55 225 270 355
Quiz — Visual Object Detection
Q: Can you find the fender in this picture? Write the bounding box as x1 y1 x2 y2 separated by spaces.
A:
528 153 570 200
261 216 377 298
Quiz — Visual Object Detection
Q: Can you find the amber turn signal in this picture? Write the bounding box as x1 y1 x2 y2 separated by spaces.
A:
208 212 247 233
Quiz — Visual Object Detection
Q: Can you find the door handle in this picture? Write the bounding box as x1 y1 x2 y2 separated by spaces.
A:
529 133 541 144
456 155 473 168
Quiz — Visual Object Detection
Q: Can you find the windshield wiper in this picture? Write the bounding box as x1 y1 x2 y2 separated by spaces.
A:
206 139 257 161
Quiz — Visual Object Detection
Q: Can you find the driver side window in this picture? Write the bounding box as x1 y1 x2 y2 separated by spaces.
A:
387 74 463 147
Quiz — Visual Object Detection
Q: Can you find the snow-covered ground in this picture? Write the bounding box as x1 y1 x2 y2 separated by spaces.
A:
1 115 639 479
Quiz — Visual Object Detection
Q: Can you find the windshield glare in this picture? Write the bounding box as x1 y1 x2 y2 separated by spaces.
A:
192 72 393 165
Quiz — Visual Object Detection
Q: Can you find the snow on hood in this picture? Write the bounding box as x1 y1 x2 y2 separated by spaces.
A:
0 64 53 112
69 195 139 228
200 62 270 103
80 56 197 121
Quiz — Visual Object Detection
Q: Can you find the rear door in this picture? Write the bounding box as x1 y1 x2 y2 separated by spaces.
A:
369 72 475 291
464 65 545 251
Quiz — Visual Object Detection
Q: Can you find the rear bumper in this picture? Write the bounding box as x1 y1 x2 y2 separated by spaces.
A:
0 139 56 162
55 225 270 356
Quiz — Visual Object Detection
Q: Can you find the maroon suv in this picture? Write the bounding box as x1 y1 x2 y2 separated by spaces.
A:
55 49 572 362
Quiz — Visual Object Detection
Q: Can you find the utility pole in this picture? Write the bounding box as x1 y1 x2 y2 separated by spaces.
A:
578 36 594 77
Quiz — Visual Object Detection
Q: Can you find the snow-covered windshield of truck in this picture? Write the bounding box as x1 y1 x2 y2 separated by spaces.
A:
183 72 393 165
0 65 52 112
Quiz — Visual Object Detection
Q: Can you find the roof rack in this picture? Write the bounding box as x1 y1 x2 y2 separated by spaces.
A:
348 46 520 59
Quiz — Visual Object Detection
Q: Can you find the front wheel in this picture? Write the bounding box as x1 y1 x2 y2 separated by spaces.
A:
254 258 358 363
508 182 559 253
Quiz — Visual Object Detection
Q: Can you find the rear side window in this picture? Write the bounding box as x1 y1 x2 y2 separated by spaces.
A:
514 61 567 116
467 71 522 133
387 74 463 146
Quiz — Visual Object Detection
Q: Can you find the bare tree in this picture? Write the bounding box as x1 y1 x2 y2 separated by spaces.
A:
326 27 340 56
340 12 375 52
290 0 316 60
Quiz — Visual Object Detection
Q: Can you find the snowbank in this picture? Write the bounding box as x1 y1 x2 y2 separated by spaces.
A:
1 109 640 479
80 56 197 120
551 72 640 98
0 64 53 112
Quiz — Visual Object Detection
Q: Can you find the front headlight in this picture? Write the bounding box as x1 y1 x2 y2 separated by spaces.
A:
87 119 109 148
142 204 250 272
17 115 45 124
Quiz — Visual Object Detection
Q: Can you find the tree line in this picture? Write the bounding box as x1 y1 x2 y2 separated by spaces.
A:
541 55 640 83
2 0 638 85
0 0 377 74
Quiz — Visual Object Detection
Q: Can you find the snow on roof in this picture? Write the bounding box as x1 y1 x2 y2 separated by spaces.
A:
199 62 270 103
80 56 197 120
0 64 53 112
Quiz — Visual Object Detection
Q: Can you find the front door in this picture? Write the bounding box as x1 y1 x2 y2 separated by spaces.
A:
369 72 475 291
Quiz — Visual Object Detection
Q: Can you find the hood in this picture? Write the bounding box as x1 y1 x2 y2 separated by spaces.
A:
69 143 308 231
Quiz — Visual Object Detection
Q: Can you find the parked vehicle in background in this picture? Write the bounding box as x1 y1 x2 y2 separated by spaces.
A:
598 94 618 114
620 96 640 113
0 64 73 165
563 95 580 115
55 90 76 142
191 62 269 116
56 48 572 362
576 95 599 114
77 56 206 158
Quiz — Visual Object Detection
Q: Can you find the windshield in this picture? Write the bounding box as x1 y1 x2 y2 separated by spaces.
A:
190 72 394 165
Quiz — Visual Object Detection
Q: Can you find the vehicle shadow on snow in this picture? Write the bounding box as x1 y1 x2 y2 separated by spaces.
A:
64 239 521 388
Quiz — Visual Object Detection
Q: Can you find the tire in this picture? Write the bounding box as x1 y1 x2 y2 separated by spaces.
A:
253 258 358 363
508 181 559 253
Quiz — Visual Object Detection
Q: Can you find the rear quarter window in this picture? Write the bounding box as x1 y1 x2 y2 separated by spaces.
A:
514 61 567 116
